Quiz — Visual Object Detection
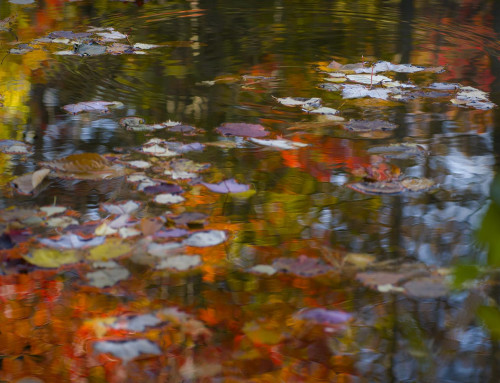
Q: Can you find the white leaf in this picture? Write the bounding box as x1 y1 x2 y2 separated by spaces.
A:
93 339 161 363
86 267 130 288
248 264 277 275
249 138 308 150
275 97 322 108
183 230 227 247
154 193 185 204
305 106 338 115
157 255 202 271
346 74 392 85
147 242 184 258
40 206 67 217
133 43 161 50
102 200 141 215
342 84 392 100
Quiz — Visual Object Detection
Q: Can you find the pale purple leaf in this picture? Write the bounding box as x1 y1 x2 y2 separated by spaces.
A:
39 234 105 249
296 308 352 324
201 179 250 194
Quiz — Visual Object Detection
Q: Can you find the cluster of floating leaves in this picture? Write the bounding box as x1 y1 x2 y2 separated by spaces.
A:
7 25 163 57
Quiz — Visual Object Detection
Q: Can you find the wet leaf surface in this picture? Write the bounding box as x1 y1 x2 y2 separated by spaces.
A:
62 101 121 114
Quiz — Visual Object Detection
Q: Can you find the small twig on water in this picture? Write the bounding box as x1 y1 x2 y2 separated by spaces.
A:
370 65 374 89
1 52 10 65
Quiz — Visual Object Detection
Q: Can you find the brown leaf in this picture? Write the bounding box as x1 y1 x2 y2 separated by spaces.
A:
140 217 164 236
12 169 50 195
32 168 50 189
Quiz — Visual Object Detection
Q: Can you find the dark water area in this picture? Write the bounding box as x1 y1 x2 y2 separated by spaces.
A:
0 0 500 382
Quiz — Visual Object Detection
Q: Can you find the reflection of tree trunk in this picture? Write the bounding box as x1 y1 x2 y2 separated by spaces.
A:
398 0 414 64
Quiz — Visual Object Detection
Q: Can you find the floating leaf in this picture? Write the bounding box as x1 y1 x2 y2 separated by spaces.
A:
0 140 33 155
295 308 352 325
347 181 403 195
428 82 460 91
119 116 145 128
346 74 392 85
23 248 81 268
353 61 427 74
39 234 105 249
401 178 435 192
201 179 250 194
10 44 34 55
123 160 151 169
96 30 127 40
342 84 392 100
164 158 210 173
157 255 202 271
344 253 376 269
63 101 121 114
274 97 322 108
40 206 67 217
118 227 141 239
87 266 130 288
248 264 277 275
217 123 269 138
133 43 161 50
102 200 142 215
168 212 207 226
74 43 107 56
139 144 179 157
183 230 227 247
305 106 339 115
249 138 308 150
154 193 185 204
272 255 334 277
11 169 50 195
46 216 79 228
88 239 132 261
93 339 161 363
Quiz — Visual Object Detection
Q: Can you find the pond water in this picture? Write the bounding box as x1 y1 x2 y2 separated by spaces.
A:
0 0 500 382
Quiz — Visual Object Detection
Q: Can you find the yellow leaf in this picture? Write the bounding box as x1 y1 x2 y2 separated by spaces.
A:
23 248 81 268
88 239 132 261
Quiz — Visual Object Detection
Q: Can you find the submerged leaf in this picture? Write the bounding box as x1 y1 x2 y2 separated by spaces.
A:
272 255 334 277
295 308 352 325
345 119 398 133
217 123 269 138
157 254 202 271
41 153 126 179
87 266 130 288
347 181 403 195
